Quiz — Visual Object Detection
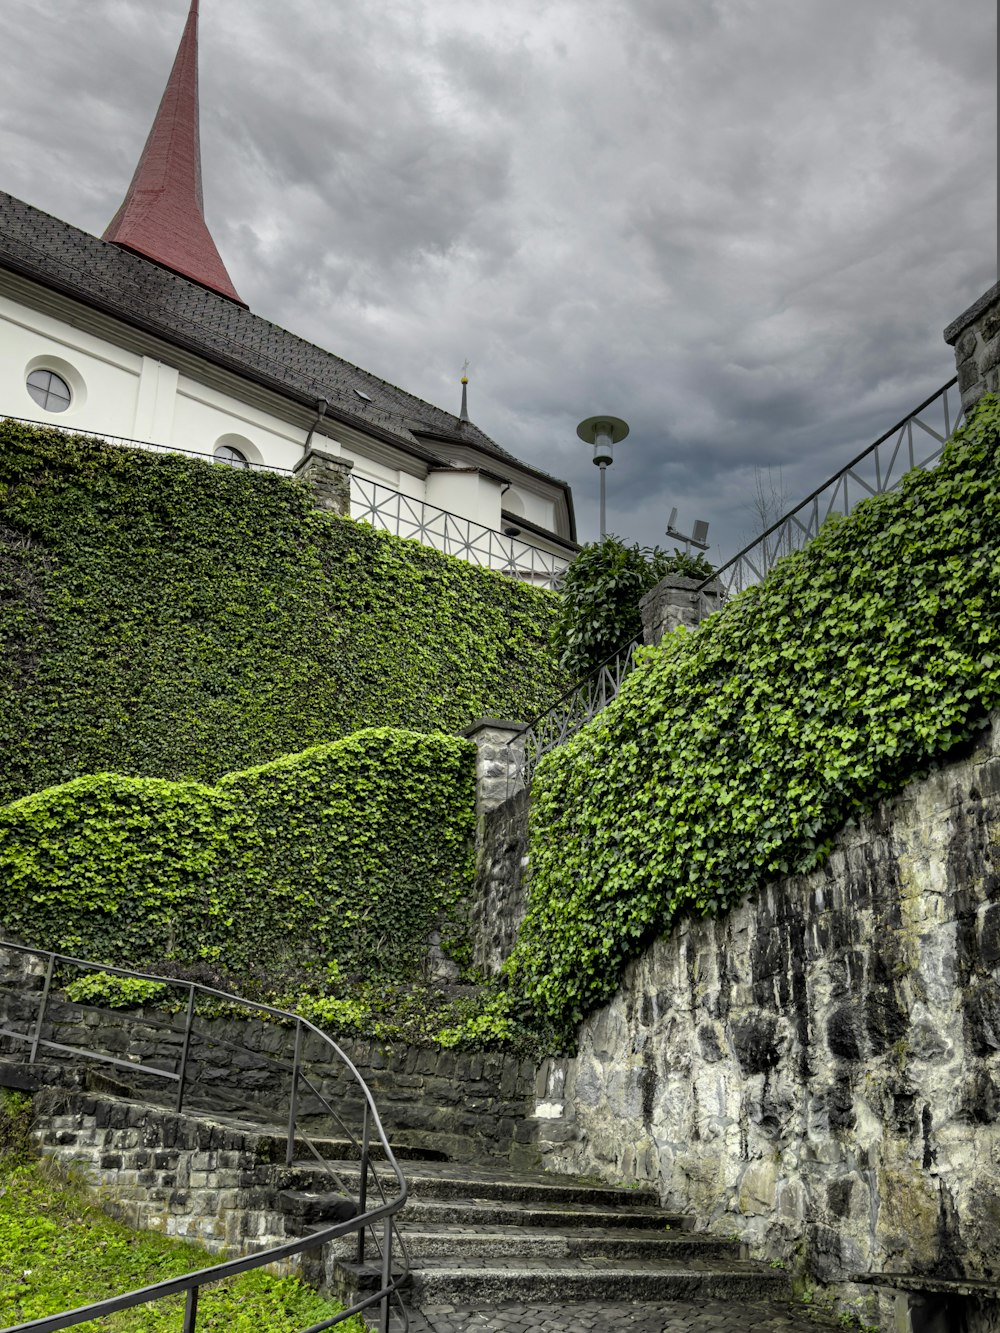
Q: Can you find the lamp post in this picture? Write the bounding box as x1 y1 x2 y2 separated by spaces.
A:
576 415 629 539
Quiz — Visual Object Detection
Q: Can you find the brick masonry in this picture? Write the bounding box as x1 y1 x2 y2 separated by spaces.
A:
28 1088 306 1261
460 719 527 817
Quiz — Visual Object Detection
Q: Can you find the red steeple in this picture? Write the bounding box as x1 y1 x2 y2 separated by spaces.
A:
103 0 245 306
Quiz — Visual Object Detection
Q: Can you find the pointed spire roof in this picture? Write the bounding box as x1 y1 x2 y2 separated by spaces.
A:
103 0 245 306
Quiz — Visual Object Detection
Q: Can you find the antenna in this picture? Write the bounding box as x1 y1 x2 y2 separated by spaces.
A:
665 509 710 555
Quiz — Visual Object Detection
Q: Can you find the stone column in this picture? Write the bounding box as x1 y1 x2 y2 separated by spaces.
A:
459 719 528 817
638 574 724 647
944 280 1000 413
293 447 353 516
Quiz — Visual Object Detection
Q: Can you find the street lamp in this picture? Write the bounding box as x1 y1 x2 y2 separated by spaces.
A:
576 415 629 539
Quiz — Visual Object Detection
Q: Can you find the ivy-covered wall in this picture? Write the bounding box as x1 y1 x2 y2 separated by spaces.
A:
502 396 1000 1044
0 728 475 980
0 421 567 804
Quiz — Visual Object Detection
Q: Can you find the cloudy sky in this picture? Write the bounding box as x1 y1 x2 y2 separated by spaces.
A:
0 0 994 559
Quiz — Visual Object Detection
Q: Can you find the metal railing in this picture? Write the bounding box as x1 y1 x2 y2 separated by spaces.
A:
504 376 966 790
1 414 570 587
0 941 410 1333
505 636 649 794
696 377 964 597
350 475 569 588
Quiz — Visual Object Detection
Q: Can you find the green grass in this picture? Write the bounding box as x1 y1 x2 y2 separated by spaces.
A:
0 1158 367 1332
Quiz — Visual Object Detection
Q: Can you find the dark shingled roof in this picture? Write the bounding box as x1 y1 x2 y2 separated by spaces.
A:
0 191 575 527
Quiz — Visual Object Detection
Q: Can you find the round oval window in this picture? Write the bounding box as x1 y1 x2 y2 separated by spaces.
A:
26 369 72 413
214 444 249 469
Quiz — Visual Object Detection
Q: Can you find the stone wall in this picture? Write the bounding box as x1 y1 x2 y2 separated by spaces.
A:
468 788 530 976
638 574 725 646
0 954 541 1169
944 281 1000 413
27 1088 314 1262
459 719 527 817
534 716 1000 1322
292 446 353 515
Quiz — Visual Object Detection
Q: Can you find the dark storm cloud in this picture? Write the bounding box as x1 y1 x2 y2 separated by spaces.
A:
0 0 993 559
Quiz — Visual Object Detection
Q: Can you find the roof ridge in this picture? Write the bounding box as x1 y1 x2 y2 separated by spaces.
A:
0 189 573 500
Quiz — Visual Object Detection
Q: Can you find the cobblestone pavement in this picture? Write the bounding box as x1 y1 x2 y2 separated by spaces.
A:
407 1296 846 1331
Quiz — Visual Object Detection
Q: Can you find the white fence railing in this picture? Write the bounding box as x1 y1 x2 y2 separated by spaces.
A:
350 475 569 588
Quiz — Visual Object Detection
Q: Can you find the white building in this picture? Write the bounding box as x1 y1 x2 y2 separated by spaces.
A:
0 0 577 585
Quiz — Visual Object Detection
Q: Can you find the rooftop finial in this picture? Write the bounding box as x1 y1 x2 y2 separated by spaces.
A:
102 0 245 306
459 360 470 423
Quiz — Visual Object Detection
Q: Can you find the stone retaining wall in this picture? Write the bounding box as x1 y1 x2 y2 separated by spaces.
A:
534 716 1000 1322
0 954 541 1168
27 1088 306 1261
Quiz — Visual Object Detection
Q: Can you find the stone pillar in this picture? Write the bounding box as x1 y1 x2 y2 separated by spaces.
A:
638 574 724 647
944 280 1000 413
293 447 353 516
459 719 528 817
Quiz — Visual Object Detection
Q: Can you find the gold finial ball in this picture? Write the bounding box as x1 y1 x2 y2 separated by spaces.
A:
461 376 469 384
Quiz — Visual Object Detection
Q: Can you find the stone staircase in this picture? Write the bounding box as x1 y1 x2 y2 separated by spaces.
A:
4 1066 844 1333
281 1155 810 1329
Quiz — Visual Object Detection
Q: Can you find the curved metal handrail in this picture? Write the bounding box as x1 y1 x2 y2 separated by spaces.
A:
0 940 410 1333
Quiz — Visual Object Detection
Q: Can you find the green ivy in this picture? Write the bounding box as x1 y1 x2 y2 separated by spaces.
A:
549 535 714 677
503 395 1000 1044
0 728 476 981
64 973 170 1010
0 422 567 805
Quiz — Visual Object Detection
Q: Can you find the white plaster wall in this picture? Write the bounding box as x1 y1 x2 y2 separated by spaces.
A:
172 377 303 470
0 293 142 438
505 485 555 532
426 470 503 529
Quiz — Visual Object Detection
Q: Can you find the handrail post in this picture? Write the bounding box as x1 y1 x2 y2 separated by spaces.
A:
357 1102 370 1264
29 953 55 1065
286 1019 303 1167
182 1284 199 1333
175 983 196 1114
379 1216 392 1333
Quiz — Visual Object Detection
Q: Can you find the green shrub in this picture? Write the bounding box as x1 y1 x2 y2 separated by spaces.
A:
0 421 567 804
504 396 1000 1043
0 728 475 982
63 973 170 1010
550 535 714 677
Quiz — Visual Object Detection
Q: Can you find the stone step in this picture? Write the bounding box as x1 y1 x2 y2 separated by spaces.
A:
289 1135 449 1164
335 1255 791 1307
400 1195 690 1231
295 1159 662 1210
394 1223 740 1263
